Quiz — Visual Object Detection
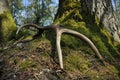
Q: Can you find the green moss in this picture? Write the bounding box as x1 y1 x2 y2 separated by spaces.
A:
19 59 38 71
0 11 17 41
54 10 75 24
116 44 120 52
100 29 112 44
61 35 80 49
107 65 119 74
15 30 38 42
91 35 112 56
0 47 3 52
63 49 120 79
63 1 81 9
64 51 90 72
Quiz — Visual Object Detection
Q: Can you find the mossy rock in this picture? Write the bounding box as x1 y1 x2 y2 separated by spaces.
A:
0 11 17 41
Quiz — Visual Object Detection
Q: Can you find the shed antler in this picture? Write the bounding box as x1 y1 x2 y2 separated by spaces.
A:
17 23 105 69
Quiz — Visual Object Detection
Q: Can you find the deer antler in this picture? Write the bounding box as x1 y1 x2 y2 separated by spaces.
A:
16 23 55 34
16 23 105 69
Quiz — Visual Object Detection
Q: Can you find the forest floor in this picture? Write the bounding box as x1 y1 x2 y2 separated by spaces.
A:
0 38 120 80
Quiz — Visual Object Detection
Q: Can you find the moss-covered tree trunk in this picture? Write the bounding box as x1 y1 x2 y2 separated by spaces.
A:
0 0 17 44
54 0 120 72
55 0 120 42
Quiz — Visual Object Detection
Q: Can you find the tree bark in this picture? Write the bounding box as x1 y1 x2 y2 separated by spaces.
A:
0 0 17 43
84 0 120 42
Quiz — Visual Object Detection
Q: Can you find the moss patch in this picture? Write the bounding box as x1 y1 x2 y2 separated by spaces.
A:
0 11 17 42
64 51 90 72
63 49 119 80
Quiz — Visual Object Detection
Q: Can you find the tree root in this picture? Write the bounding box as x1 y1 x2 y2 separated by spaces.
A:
16 23 105 69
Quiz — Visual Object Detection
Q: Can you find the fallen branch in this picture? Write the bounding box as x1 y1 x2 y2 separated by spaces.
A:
16 23 105 69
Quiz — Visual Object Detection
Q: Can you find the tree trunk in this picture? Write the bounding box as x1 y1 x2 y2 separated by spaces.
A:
0 0 17 43
54 0 120 63
85 0 120 42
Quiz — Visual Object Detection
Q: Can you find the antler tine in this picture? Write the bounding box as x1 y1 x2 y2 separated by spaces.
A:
56 28 63 69
60 28 105 65
16 27 21 34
